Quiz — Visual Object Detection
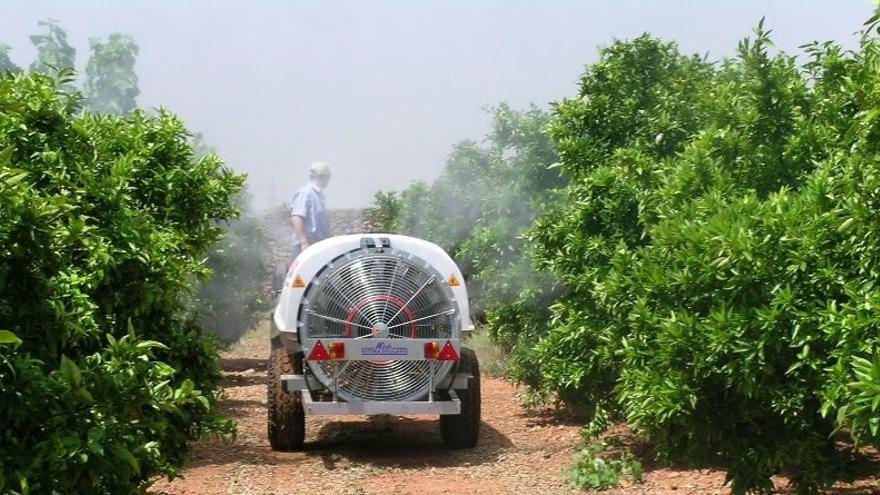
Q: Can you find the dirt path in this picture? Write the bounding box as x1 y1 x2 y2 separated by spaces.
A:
150 325 879 495
150 325 585 495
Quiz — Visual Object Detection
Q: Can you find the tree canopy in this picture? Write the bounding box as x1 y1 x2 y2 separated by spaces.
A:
84 33 139 115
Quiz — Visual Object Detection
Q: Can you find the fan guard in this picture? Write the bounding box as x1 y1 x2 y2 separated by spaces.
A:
299 247 459 402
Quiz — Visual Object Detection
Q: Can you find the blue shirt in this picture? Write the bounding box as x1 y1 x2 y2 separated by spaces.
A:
289 183 331 247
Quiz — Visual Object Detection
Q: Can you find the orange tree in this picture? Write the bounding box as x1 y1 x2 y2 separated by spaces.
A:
530 21 880 493
366 104 565 381
0 71 241 493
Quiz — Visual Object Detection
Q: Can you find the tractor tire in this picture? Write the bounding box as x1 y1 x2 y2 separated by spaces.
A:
272 261 288 294
267 347 305 451
440 346 481 448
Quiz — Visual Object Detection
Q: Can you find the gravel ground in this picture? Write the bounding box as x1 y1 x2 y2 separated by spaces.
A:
149 323 880 495
149 323 584 495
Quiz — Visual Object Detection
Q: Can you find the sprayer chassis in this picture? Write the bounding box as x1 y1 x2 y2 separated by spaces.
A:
269 234 481 450
276 334 469 414
281 339 471 416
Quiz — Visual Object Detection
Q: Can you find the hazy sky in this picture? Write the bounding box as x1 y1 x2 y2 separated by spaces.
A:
1 1 874 210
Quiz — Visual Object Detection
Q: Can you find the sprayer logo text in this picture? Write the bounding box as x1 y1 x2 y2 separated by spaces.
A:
361 342 408 356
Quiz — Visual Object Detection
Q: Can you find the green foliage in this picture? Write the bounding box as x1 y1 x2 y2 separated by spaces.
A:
463 328 507 377
83 33 139 115
373 104 565 380
570 441 643 491
0 71 241 494
189 137 268 345
0 330 21 345
197 190 268 344
6 20 141 109
29 19 75 79
526 20 880 494
0 44 19 74
365 190 402 232
837 353 880 445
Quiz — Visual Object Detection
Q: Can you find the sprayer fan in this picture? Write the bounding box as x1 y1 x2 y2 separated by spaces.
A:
299 247 459 402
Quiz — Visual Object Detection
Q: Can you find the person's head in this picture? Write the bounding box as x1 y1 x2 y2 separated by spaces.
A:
309 161 331 189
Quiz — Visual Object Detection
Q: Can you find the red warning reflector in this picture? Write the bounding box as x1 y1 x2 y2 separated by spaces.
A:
328 342 345 360
448 274 461 287
292 275 306 288
308 340 331 361
438 341 459 361
424 341 440 359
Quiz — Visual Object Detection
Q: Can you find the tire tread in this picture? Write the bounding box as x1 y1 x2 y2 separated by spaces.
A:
267 348 305 451
440 347 481 448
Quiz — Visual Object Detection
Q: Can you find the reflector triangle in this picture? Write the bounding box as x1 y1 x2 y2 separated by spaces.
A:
292 275 306 288
448 274 460 287
308 340 331 361
438 341 459 361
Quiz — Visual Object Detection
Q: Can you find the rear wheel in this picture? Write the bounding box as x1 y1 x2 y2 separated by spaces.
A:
440 347 481 448
267 347 305 451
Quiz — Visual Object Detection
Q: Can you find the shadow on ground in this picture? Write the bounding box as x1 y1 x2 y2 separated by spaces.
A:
185 354 519 471
308 416 515 469
183 416 513 471
223 373 266 389
222 356 267 373
516 406 584 429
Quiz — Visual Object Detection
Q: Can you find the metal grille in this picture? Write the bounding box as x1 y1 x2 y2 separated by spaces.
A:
300 247 458 401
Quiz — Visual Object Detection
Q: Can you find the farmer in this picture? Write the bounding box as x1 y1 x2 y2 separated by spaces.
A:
289 161 332 259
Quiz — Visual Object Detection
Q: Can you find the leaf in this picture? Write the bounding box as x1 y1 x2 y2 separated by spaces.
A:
179 378 195 396
713 256 730 268
4 170 28 186
60 355 81 388
16 471 28 495
837 405 849 426
0 146 12 167
838 217 855 233
87 428 105 455
0 330 21 345
78 388 94 403
109 445 140 474
135 339 168 351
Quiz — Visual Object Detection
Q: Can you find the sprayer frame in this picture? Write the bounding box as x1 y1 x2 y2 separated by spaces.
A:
280 338 472 415
271 234 476 417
